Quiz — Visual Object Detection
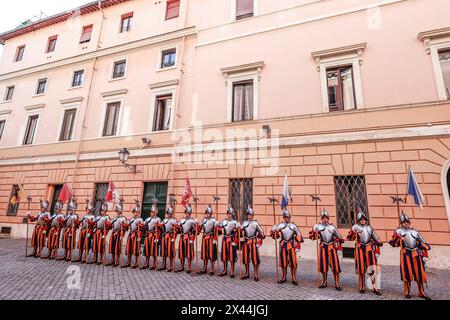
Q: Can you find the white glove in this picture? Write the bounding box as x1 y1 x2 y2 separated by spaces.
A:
213 240 217 245
375 253 380 259
87 234 91 238
423 257 429 262
27 211 30 216
337 250 343 262
190 240 194 244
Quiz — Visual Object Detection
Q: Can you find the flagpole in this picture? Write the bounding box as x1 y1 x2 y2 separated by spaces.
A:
270 183 280 283
25 194 31 257
214 183 220 274
193 188 199 273
311 182 321 288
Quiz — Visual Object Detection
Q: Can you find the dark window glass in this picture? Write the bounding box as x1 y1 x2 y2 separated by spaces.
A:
229 178 253 222
7 185 20 216
59 108 77 141
0 120 5 141
80 25 93 43
153 95 172 131
166 0 180 20
142 182 169 220
236 0 254 20
36 78 47 95
112 60 127 79
72 70 84 87
326 66 356 112
439 49 450 99
46 35 58 53
4 86 14 101
160 48 176 69
334 176 369 228
232 80 254 122
50 184 63 213
103 102 121 137
23 115 39 145
93 183 109 216
120 13 133 32
15 46 25 62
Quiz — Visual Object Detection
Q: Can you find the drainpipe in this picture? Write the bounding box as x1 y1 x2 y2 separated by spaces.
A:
70 0 106 190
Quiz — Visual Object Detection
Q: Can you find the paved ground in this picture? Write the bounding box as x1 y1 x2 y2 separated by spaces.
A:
0 238 449 300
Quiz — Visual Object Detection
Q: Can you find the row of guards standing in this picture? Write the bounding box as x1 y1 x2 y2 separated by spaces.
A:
26 196 431 300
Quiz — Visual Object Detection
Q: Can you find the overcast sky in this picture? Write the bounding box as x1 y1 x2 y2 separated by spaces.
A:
0 0 88 56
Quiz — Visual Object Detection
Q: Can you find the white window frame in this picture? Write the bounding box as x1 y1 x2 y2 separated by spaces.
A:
69 69 86 89
56 104 80 143
0 113 9 144
225 71 260 123
34 77 48 97
231 0 258 22
2 85 15 102
428 40 450 101
109 57 128 81
20 108 43 146
98 96 125 138
149 85 177 132
157 45 178 72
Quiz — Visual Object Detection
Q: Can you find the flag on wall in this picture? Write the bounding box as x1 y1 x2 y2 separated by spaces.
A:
17 183 29 203
58 183 73 203
281 173 292 209
406 166 425 210
105 181 120 204
181 176 192 207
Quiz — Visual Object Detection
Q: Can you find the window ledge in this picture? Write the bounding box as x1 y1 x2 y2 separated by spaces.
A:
60 97 84 105
157 65 177 72
101 88 128 98
221 61 265 77
108 76 126 82
418 27 450 54
32 93 46 98
311 43 366 70
0 100 12 105
149 79 180 90
24 103 45 111
68 85 84 90
0 109 12 116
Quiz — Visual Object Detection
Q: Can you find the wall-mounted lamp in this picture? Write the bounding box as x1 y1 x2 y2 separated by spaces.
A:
119 148 137 174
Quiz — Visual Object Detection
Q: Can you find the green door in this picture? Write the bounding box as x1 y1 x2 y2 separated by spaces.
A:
142 182 168 220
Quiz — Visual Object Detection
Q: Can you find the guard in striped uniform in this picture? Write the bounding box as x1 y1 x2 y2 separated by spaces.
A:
389 213 431 300
347 211 382 295
218 207 240 278
309 209 345 290
92 202 110 265
177 205 198 273
27 200 51 257
142 204 161 270
74 200 96 263
60 199 80 261
241 207 265 281
44 200 66 259
106 201 128 267
271 209 303 285
123 201 144 268
159 207 178 272
197 205 218 276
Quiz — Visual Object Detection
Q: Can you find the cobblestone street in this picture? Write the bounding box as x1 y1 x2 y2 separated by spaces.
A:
0 239 449 300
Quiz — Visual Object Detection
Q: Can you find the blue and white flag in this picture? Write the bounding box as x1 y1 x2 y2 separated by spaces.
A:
406 166 425 210
281 173 291 209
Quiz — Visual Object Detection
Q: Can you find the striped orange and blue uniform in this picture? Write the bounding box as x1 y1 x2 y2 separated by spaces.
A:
144 229 159 257
179 233 195 261
279 234 303 269
221 234 238 263
309 230 343 274
347 230 381 276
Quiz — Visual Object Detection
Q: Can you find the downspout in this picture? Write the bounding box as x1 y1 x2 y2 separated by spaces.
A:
70 0 106 189
170 0 190 197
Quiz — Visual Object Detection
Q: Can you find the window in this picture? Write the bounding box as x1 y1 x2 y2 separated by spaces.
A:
439 49 450 99
229 178 253 222
326 66 356 112
0 120 5 141
4 86 14 101
236 0 254 20
142 182 168 220
46 35 58 53
153 95 172 131
15 45 25 62
36 78 47 95
120 12 133 33
23 115 39 145
80 25 93 44
166 0 180 20
112 59 127 79
160 48 177 69
50 184 63 213
232 80 254 122
7 185 20 216
334 176 369 228
94 183 109 216
59 108 77 141
102 102 121 137
71 70 84 88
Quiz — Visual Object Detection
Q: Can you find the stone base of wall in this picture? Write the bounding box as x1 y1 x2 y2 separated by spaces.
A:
4 222 450 270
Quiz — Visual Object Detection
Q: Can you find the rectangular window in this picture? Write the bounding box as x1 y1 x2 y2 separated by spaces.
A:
120 12 133 33
229 178 253 222
7 185 20 216
439 49 450 99
15 45 25 62
166 0 180 20
23 115 39 145
36 78 47 95
50 184 63 214
326 66 356 112
232 80 254 122
112 60 127 79
59 108 77 142
0 120 5 141
160 48 177 69
153 95 172 131
80 25 93 44
142 182 168 220
236 0 254 20
93 183 109 216
103 102 121 137
334 176 369 228
71 70 84 87
46 35 58 53
4 86 14 101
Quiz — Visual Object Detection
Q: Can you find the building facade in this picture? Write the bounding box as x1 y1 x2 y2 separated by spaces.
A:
0 0 450 268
